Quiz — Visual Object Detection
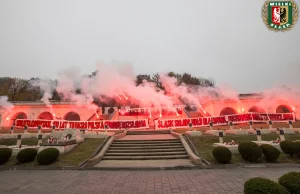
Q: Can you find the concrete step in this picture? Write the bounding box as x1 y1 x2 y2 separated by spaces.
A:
105 151 187 156
111 142 182 146
126 130 170 135
107 148 186 153
108 145 184 150
113 140 181 144
102 155 189 160
111 142 181 146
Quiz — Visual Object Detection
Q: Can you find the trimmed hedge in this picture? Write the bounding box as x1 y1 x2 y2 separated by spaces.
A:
279 172 300 194
16 148 37 163
238 142 262 162
37 148 60 165
212 146 232 164
0 148 12 164
280 140 300 157
260 144 280 162
244 177 289 194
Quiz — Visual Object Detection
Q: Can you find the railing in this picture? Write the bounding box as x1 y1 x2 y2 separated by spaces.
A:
182 134 211 166
78 136 111 168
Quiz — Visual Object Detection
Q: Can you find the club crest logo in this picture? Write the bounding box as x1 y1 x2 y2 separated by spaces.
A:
262 0 298 31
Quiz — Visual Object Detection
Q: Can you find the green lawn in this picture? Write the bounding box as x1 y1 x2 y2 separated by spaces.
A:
189 134 300 164
0 138 105 168
50 138 105 167
0 138 39 146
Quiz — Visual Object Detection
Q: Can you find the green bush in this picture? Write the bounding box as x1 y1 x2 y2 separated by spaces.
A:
16 148 37 163
244 177 289 194
260 144 280 162
212 146 232 164
280 140 300 157
238 142 262 162
37 148 60 165
279 172 300 194
0 148 12 164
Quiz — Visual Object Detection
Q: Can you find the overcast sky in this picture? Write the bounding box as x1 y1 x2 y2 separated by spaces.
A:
0 0 299 93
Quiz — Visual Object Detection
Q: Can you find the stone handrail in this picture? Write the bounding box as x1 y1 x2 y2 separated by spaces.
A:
85 130 127 166
178 134 202 165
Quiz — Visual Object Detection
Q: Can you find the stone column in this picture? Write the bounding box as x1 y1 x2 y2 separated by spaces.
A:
279 129 285 141
256 130 262 141
268 120 273 129
219 131 224 143
289 121 293 129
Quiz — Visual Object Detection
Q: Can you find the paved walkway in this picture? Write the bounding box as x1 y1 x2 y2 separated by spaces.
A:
1 168 299 194
94 159 195 168
119 134 177 140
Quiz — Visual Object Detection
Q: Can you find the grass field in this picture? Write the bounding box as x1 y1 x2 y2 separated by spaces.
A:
0 138 40 146
189 134 300 164
0 138 105 168
51 138 105 167
172 121 300 133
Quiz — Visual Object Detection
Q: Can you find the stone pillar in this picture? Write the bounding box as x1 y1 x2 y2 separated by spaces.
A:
268 120 273 129
24 125 28 134
249 121 253 130
37 134 43 145
10 125 14 134
289 121 293 129
188 123 193 131
279 129 285 141
16 134 22 147
229 122 233 130
219 131 224 143
256 130 262 141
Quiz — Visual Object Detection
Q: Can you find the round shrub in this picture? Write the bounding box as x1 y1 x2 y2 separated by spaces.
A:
37 148 60 165
212 146 232 164
260 144 280 162
244 177 289 194
280 140 300 157
16 148 37 163
238 142 262 162
279 172 300 194
0 148 12 164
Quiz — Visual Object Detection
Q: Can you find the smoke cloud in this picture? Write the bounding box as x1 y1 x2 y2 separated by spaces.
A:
25 62 299 117
0 96 14 114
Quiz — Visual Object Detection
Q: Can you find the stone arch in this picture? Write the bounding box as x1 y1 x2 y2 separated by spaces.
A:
220 107 238 116
37 112 53 120
10 112 28 125
64 112 80 121
248 106 265 113
276 105 292 113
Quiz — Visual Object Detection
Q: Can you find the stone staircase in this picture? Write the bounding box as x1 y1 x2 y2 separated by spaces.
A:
103 138 189 160
126 130 170 135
